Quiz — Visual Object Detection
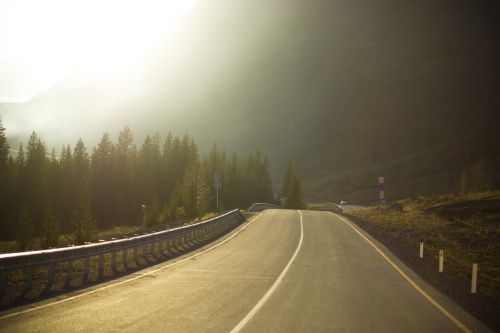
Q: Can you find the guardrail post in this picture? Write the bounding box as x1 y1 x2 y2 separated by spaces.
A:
111 251 117 273
83 257 89 284
123 249 128 268
471 263 478 294
47 263 55 289
170 236 175 252
67 260 73 284
25 266 33 290
0 270 6 296
98 254 104 279
439 250 444 272
133 246 138 265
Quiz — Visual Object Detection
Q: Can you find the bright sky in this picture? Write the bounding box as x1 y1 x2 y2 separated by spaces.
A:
0 0 199 102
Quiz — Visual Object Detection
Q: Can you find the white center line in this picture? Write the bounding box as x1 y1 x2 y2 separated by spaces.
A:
230 210 304 333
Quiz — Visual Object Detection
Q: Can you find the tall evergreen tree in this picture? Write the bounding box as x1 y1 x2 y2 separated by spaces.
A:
0 118 8 171
285 174 305 209
280 157 295 198
114 128 136 225
24 132 48 232
91 133 115 228
0 119 11 238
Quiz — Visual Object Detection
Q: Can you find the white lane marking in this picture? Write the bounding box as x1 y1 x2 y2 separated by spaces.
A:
0 213 266 321
334 213 473 333
230 210 304 333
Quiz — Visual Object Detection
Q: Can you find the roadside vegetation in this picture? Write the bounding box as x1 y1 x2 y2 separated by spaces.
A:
347 190 500 329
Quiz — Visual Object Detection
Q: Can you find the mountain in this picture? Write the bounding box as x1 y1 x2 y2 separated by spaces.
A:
2 0 500 200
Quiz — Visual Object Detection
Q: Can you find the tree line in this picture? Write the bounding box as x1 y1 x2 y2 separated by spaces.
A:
0 120 275 249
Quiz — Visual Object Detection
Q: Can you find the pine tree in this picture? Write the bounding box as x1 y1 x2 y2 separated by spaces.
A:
0 119 11 239
114 128 136 225
0 118 8 171
24 132 48 232
91 133 115 228
280 157 305 209
57 144 73 232
280 157 295 198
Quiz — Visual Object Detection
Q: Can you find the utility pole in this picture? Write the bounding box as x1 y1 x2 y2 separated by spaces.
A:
213 173 222 211
142 204 147 234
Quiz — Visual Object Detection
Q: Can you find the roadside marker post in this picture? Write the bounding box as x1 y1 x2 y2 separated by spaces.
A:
419 241 424 258
378 176 385 204
439 250 444 272
471 263 478 294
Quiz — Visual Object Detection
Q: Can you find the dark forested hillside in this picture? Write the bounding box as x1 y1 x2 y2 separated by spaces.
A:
2 0 499 201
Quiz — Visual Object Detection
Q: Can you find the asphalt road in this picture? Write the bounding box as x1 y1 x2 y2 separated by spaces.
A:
0 210 492 332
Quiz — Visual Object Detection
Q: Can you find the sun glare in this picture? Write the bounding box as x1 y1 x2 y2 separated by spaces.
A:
1 0 199 100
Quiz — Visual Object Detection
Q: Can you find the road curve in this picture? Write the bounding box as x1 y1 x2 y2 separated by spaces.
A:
0 210 492 332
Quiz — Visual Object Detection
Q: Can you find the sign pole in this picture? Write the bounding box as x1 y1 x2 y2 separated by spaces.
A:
214 173 222 212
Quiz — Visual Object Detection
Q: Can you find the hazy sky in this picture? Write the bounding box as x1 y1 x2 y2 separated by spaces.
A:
0 0 199 102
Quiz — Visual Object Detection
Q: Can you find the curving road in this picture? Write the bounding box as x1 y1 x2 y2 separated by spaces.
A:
0 210 492 332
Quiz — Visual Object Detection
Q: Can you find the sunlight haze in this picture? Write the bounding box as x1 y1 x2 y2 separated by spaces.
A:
0 0 199 102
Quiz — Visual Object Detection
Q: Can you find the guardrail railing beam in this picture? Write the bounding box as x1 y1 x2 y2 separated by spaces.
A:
0 209 243 299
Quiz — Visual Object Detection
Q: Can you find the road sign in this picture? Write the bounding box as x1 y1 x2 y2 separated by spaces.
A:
378 176 385 184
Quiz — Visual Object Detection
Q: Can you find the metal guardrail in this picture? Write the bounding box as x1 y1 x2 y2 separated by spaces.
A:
0 209 244 296
247 203 281 212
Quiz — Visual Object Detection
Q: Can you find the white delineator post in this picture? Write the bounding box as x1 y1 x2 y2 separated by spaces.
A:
471 263 478 294
419 241 424 258
439 250 444 272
